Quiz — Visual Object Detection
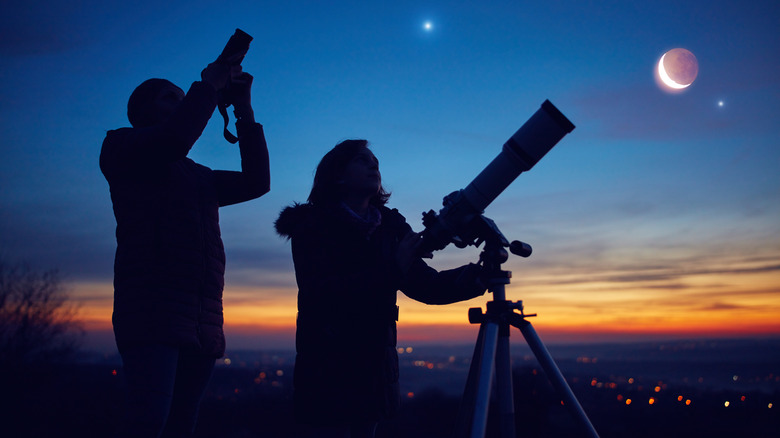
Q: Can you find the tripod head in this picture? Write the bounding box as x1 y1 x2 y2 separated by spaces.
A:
472 215 531 262
433 213 531 304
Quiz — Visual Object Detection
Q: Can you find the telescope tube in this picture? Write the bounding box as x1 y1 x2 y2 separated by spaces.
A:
461 100 575 213
420 100 575 252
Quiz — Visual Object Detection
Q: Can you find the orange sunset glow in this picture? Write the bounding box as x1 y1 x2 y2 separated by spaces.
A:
73 250 780 350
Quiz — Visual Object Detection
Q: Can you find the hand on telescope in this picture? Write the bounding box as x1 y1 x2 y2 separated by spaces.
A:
396 231 433 277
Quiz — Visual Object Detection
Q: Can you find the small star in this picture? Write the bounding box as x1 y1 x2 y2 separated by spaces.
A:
718 100 725 107
423 21 433 31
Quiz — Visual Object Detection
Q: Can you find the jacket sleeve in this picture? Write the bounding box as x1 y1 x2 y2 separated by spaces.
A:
99 82 218 179
213 120 271 206
386 209 486 305
400 260 486 305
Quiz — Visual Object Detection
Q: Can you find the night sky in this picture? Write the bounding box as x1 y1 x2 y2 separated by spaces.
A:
1 0 778 349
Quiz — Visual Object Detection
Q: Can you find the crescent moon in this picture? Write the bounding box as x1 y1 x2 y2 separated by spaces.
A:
657 53 690 89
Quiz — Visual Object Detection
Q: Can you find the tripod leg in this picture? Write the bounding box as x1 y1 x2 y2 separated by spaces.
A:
495 322 516 438
455 323 485 438
514 317 600 438
455 321 499 438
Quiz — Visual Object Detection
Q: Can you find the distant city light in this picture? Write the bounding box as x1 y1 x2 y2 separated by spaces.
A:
223 358 232 365
724 401 730 407
649 398 656 405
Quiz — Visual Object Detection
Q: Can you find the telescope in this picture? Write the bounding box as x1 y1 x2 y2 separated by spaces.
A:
420 100 575 253
422 101 600 438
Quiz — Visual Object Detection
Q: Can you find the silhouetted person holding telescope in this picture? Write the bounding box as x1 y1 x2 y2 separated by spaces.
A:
275 140 487 438
100 30 269 437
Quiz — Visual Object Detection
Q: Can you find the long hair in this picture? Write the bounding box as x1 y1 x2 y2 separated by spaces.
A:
308 139 391 207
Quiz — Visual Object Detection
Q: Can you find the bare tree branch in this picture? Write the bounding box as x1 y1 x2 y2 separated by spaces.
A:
0 260 83 368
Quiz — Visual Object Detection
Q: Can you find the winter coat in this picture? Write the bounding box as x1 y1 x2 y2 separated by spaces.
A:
275 202 486 425
100 81 269 357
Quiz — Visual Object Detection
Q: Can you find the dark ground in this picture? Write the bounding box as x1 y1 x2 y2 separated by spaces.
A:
3 340 779 437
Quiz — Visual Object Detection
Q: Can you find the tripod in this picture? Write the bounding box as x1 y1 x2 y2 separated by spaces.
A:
453 216 600 438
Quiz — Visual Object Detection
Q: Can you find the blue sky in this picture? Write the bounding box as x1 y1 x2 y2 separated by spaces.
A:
1 1 779 346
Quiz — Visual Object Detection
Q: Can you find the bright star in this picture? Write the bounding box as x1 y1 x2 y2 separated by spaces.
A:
718 100 725 107
423 21 433 31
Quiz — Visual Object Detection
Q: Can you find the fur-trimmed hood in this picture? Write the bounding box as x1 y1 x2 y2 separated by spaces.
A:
274 202 314 239
275 202 395 240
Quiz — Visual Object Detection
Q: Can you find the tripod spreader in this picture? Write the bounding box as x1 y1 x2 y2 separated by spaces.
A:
468 300 536 325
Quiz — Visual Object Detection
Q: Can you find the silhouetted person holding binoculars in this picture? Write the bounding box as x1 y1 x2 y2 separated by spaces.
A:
100 51 269 436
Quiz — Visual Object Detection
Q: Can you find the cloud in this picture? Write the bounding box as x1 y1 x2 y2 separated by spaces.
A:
700 302 745 311
0 194 115 279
